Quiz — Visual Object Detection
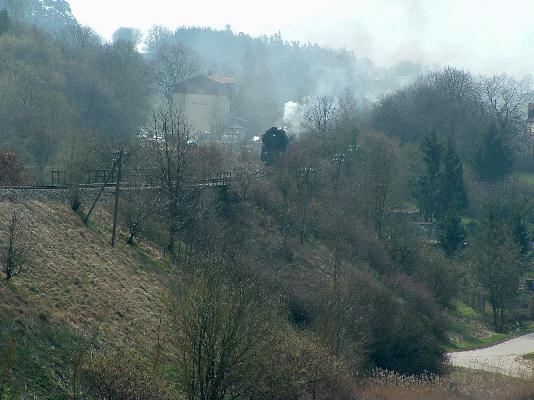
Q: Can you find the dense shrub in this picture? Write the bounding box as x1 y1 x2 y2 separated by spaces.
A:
80 351 176 400
0 150 26 186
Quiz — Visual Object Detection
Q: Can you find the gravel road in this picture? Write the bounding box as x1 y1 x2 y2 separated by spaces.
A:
449 333 534 378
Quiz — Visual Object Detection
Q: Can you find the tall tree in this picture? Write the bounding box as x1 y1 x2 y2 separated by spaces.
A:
438 208 465 258
472 124 513 181
439 139 468 215
416 133 467 222
0 9 10 34
415 132 443 221
150 43 199 109
359 133 400 238
112 27 142 46
472 206 523 332
146 107 195 255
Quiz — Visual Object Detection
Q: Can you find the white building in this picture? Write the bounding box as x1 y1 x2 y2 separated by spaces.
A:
173 74 245 141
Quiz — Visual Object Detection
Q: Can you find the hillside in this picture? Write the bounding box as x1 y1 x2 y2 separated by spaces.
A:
0 200 171 398
1 197 533 400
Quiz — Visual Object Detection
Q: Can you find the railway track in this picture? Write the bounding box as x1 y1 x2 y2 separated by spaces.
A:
0 176 236 191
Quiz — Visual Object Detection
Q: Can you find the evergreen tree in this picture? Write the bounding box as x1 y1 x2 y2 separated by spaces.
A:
506 204 530 255
0 9 10 34
438 139 468 218
438 208 465 257
472 124 513 181
415 133 467 222
415 132 443 221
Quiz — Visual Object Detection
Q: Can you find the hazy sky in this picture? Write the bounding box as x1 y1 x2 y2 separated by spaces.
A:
68 0 534 76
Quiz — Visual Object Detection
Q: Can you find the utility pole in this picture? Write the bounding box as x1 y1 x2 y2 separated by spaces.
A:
300 167 314 245
83 157 120 225
333 153 346 193
111 149 124 247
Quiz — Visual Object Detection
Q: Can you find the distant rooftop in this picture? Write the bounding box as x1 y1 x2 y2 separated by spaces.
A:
173 74 234 96
208 74 236 84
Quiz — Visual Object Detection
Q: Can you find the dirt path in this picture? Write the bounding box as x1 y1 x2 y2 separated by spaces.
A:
448 333 534 378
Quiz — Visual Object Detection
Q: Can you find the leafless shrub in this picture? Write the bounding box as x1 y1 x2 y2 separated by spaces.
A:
1 208 32 282
80 350 176 400
171 265 279 400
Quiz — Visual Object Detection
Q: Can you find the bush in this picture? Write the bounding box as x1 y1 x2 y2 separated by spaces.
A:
363 275 447 375
0 150 26 186
80 350 176 400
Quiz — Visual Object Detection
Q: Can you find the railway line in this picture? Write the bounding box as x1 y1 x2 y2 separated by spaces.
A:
0 172 235 191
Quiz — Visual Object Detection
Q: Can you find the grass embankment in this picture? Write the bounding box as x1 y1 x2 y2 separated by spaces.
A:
447 301 534 352
0 200 173 398
516 172 534 186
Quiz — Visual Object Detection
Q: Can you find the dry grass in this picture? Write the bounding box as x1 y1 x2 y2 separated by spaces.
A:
0 200 172 354
359 368 534 400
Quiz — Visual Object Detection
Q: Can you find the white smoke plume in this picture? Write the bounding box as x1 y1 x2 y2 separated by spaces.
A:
283 101 302 136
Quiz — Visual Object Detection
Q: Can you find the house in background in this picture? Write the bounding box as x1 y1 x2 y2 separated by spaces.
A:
173 73 246 142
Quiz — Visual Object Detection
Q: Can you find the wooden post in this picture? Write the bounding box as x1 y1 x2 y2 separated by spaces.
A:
83 158 119 225
111 150 124 247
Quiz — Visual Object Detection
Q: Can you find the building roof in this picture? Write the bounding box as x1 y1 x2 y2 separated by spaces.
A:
173 74 234 96
209 75 236 84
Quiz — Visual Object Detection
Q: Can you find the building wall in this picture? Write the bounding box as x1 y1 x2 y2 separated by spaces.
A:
175 92 230 135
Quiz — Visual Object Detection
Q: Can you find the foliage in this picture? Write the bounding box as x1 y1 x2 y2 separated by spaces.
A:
0 21 150 182
472 124 514 181
80 350 176 400
358 133 401 238
415 132 467 222
112 26 143 45
5 0 77 32
364 275 447 375
471 206 524 332
0 9 10 35
0 150 25 186
438 208 465 257
171 265 280 400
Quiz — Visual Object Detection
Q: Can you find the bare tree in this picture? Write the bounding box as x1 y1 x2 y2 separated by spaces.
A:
146 107 194 255
335 88 358 138
1 208 31 281
122 186 152 245
303 96 337 137
358 133 400 239
151 43 199 109
481 74 530 144
172 266 277 400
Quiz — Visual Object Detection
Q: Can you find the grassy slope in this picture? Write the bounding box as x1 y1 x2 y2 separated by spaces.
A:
515 172 534 186
0 200 171 398
447 301 534 351
1 199 530 397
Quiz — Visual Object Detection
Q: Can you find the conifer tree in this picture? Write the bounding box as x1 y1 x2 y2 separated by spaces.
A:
438 208 465 257
415 132 443 221
416 133 467 222
472 124 513 181
438 139 468 218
